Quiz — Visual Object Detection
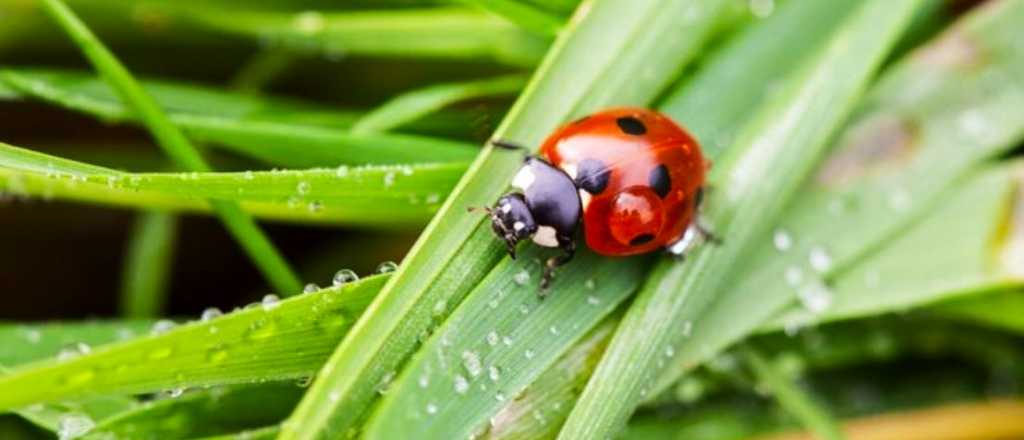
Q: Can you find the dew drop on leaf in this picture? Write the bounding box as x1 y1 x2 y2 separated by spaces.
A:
332 269 359 287
462 351 483 377
200 307 223 321
296 181 311 195
426 402 438 415
151 319 177 335
808 246 832 272
261 294 281 311
513 270 530 286
376 261 399 274
486 331 499 346
453 374 469 394
772 229 792 251
57 413 94 440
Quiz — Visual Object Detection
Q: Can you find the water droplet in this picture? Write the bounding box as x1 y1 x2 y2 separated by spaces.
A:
166 387 185 398
664 346 676 358
501 336 513 346
426 402 438 414
584 278 596 290
524 349 535 359
295 375 314 387
488 365 501 382
201 307 223 321
486 331 499 346
376 261 398 274
548 326 559 335
495 392 506 402
462 351 482 377
773 229 792 251
432 299 448 317
22 328 41 344
454 374 469 394
308 201 323 213
681 321 693 337
808 247 832 273
261 294 281 311
784 266 804 287
418 374 430 388
335 166 349 178
57 414 94 440
332 269 359 287
586 295 601 305
207 348 228 363
797 280 833 313
151 319 177 335
246 319 277 340
513 270 530 286
57 342 91 361
426 193 441 204
243 170 254 180
376 371 396 395
328 391 341 403
296 181 311 195
518 304 530 315
383 172 396 187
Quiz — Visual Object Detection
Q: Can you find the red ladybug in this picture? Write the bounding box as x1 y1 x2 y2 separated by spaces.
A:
486 108 714 290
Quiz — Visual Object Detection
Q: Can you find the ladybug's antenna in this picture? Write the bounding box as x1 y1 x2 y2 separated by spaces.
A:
489 139 528 152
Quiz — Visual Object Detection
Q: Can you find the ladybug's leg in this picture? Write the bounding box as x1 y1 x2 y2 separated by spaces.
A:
693 187 722 245
666 187 721 259
539 237 576 295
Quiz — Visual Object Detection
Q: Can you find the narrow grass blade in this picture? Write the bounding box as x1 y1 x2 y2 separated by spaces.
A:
0 276 385 411
281 0 732 438
453 0 564 37
560 2 924 437
652 0 1024 396
229 49 296 94
189 8 548 67
0 68 478 167
930 291 1024 335
0 142 465 227
119 212 178 318
40 0 301 294
766 166 1021 329
0 321 152 368
87 384 302 440
351 74 528 135
738 345 844 440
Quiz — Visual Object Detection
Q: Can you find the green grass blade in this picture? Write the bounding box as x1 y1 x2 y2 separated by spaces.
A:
189 425 280 440
0 68 478 167
0 142 465 227
658 0 862 156
0 276 385 411
454 0 564 37
229 49 296 94
189 8 549 66
0 321 152 368
652 0 1024 397
119 212 178 318
765 166 1021 328
280 0 731 438
560 1 924 437
362 251 645 439
88 384 302 440
738 345 845 440
351 74 528 135
930 291 1024 335
40 0 301 295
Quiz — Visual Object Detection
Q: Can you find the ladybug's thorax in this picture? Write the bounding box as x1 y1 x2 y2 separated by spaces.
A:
507 158 582 248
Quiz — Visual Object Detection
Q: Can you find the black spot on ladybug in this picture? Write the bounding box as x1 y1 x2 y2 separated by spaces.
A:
649 164 671 198
575 158 610 194
630 234 655 246
616 116 647 135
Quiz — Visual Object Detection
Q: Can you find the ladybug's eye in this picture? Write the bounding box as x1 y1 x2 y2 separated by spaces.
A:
648 164 671 198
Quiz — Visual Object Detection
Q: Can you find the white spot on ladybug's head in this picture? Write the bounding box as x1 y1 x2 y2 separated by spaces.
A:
579 189 592 209
511 166 536 191
500 201 512 214
513 221 525 231
532 225 559 247
562 163 578 180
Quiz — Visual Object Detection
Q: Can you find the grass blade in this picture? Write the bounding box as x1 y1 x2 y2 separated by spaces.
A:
0 321 152 368
0 68 478 167
40 0 301 294
189 8 549 66
351 74 528 135
560 1 924 437
652 0 1024 397
930 291 1024 335
453 0 565 37
0 142 465 227
280 0 731 437
0 276 385 411
738 345 844 440
119 212 178 318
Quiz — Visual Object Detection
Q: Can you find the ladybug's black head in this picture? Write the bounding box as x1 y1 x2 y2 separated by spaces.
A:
489 193 538 259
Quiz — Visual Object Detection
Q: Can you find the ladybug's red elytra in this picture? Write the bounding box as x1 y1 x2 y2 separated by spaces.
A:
485 108 715 291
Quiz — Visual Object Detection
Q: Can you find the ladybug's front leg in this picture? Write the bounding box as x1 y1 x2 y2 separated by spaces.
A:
666 186 721 260
539 237 576 295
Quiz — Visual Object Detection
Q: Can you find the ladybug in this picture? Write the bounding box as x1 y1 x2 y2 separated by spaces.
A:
484 108 716 290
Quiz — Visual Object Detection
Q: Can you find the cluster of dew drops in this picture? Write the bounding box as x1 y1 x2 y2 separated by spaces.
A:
32 261 400 440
